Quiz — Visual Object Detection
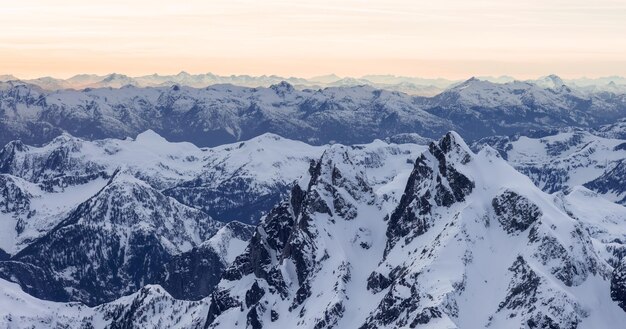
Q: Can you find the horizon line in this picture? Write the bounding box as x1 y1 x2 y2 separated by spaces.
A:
2 71 625 82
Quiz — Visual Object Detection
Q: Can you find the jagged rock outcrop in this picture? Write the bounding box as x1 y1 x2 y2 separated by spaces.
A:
492 190 542 233
385 132 474 255
205 144 384 329
201 131 623 329
612 259 626 312
1 130 626 328
161 222 255 300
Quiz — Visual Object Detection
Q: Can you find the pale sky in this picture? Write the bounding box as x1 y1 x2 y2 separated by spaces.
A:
1 0 625 79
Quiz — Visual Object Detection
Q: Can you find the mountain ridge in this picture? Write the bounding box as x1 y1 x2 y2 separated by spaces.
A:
2 78 625 148
0 124 625 328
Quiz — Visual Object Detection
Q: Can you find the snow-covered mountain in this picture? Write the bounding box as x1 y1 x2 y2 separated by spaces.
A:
1 131 625 328
0 170 256 305
3 72 625 96
0 278 210 328
202 132 626 328
594 118 626 139
0 72 452 96
2 77 625 148
473 130 626 205
0 171 225 305
424 77 626 140
0 130 425 306
0 81 458 148
0 129 425 225
0 173 108 254
532 74 568 90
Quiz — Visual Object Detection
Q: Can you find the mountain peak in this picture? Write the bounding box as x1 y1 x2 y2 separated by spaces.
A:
134 129 167 144
450 76 492 91
270 81 294 95
427 131 473 166
0 74 19 81
536 74 566 89
102 73 130 81
309 73 342 83
437 131 472 155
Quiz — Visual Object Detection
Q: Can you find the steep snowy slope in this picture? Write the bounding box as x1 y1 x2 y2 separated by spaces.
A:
0 172 224 305
1 131 625 328
0 278 97 328
204 132 626 329
0 131 425 307
0 173 108 254
552 187 626 315
473 130 626 204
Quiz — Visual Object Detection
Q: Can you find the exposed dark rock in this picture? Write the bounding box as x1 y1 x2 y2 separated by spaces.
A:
492 190 542 234
611 258 626 312
360 279 421 329
585 160 626 205
245 281 265 308
0 174 222 306
499 256 541 311
385 133 474 256
0 174 32 214
205 290 241 327
313 302 345 329
160 246 225 301
366 272 392 294
614 142 626 151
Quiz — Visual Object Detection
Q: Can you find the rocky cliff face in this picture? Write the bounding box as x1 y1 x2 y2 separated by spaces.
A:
0 130 423 309
202 132 626 329
1 131 625 329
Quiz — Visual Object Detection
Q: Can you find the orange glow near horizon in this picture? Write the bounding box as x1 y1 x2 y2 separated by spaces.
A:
1 0 625 79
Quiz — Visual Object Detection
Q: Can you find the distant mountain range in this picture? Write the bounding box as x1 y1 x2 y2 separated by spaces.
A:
2 72 626 96
1 76 625 148
473 129 626 205
0 72 451 96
